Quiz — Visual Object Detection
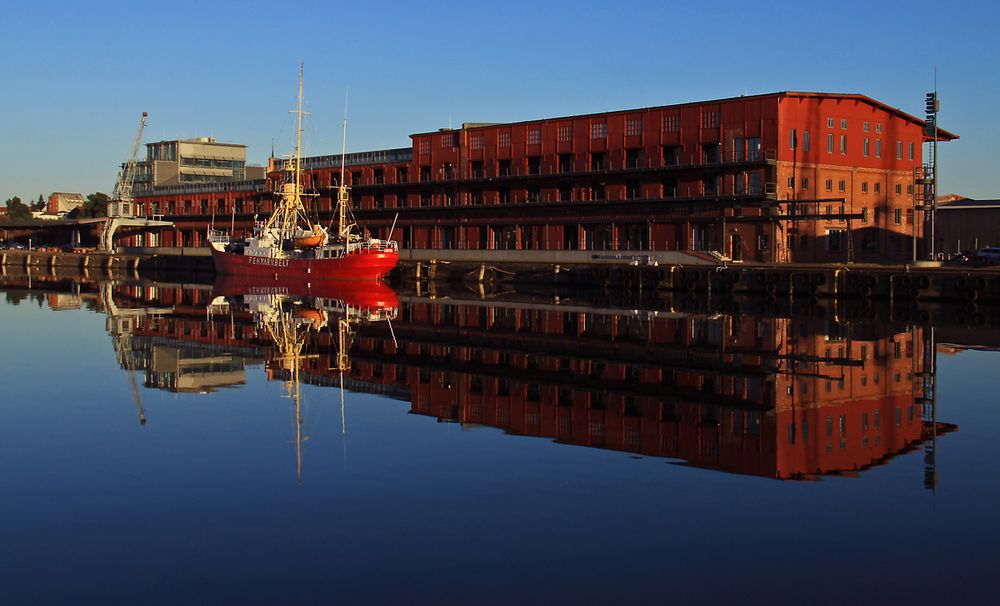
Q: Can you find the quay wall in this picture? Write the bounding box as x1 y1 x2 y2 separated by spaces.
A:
4 247 1000 304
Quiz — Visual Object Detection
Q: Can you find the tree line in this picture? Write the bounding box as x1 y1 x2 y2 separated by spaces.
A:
2 193 111 221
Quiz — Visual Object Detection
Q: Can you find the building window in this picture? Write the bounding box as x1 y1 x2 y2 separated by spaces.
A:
626 181 641 199
626 118 643 136
840 135 847 154
558 124 573 142
895 183 902 195
470 134 484 150
662 178 677 197
827 117 834 128
625 148 642 168
441 132 456 148
663 145 680 166
876 123 883 134
732 137 744 161
840 119 847 129
803 131 810 152
527 156 541 175
906 184 913 194
826 229 845 252
498 131 511 147
527 128 542 145
874 207 881 224
702 143 720 164
895 208 902 224
896 141 903 160
787 176 795 189
862 182 868 193
559 154 573 173
863 138 870 157
825 179 833 191
801 177 809 190
874 182 880 193
875 139 882 158
590 122 607 139
863 121 870 132
701 110 719 128
789 129 797 150
861 207 869 223
702 175 720 196
827 134 834 153
498 159 511 176
663 114 679 132
747 138 761 161
838 180 846 192
590 152 605 171
418 140 431 155
908 142 915 160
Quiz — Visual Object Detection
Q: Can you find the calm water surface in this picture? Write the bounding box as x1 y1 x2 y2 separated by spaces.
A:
0 279 998 605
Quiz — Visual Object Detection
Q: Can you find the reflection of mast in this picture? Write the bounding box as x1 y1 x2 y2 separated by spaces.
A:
337 318 353 435
263 301 317 484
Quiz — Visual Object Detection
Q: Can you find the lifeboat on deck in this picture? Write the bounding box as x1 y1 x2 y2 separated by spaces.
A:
292 225 325 248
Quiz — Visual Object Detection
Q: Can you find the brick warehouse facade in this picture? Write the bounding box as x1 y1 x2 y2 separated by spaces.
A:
131 92 956 262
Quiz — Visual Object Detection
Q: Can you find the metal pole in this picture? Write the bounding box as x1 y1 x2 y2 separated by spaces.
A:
931 76 939 260
932 110 938 260
912 178 918 262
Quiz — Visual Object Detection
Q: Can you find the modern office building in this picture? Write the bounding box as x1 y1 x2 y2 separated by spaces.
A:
132 92 956 262
133 137 265 194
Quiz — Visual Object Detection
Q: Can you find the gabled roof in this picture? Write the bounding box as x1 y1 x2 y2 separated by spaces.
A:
780 92 958 141
937 198 1000 210
411 91 958 141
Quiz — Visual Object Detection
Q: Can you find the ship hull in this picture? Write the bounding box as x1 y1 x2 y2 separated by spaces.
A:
212 274 399 310
210 246 398 281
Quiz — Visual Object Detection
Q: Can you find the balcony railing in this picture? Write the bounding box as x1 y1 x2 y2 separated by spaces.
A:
350 150 778 187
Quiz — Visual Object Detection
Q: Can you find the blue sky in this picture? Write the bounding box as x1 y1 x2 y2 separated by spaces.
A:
1 0 997 201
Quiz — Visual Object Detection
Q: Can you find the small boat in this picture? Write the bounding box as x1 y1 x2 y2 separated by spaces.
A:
208 64 398 281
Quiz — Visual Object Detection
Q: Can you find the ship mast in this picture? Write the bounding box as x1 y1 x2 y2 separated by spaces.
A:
337 98 354 240
265 63 313 242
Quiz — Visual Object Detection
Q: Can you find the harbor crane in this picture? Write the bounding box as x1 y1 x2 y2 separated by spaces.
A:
100 112 171 251
111 111 148 218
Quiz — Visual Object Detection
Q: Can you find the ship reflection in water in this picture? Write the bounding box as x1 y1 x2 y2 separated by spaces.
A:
7 272 999 603
20 273 955 485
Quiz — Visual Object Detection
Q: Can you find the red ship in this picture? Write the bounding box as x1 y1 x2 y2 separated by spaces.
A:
208 64 399 281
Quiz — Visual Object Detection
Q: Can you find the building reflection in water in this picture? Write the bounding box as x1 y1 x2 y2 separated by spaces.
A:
0 274 956 485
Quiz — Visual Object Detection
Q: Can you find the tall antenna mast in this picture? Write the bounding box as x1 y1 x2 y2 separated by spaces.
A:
338 92 350 239
295 62 304 204
264 63 311 240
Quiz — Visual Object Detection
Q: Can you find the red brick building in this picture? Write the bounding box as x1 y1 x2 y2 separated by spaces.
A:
133 91 956 263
